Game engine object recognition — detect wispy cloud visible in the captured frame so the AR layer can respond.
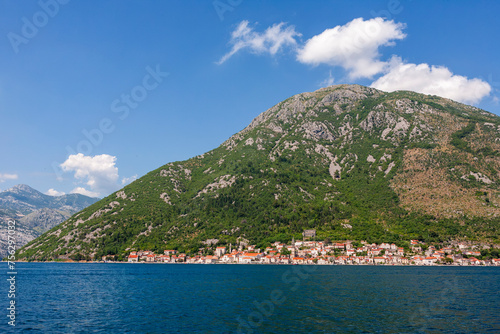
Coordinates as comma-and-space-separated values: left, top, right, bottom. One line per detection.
0, 173, 18, 182
217, 20, 301, 64
121, 174, 138, 185
320, 71, 335, 87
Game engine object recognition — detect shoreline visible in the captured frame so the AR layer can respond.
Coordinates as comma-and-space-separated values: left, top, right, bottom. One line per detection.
5, 260, 499, 267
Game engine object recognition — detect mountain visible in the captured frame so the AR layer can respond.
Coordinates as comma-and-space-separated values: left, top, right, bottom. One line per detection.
0, 185, 99, 258
0, 184, 98, 214
18, 85, 500, 261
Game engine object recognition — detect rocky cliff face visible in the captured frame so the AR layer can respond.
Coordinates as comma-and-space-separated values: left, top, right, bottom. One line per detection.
0, 185, 99, 258
18, 85, 500, 260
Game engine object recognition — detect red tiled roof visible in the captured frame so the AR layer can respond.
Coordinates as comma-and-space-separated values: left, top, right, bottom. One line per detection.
243, 253, 260, 257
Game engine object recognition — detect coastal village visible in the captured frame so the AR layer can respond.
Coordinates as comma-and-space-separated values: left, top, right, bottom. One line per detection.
125, 231, 500, 266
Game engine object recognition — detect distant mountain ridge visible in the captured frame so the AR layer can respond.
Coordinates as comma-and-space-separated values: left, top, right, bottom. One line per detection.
0, 184, 98, 214
0, 184, 99, 258
17, 85, 500, 261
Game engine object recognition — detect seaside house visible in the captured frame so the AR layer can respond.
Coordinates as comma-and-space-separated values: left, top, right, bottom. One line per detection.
442, 247, 453, 254
215, 247, 226, 257
368, 248, 382, 256
156, 254, 167, 262
292, 257, 306, 264
465, 251, 481, 257
239, 252, 260, 264
204, 256, 218, 264
346, 249, 356, 256
164, 250, 177, 255
221, 253, 235, 263
303, 241, 316, 247
411, 244, 422, 252
423, 257, 437, 265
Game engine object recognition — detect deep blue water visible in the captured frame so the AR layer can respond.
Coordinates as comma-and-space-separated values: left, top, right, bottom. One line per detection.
1, 263, 499, 333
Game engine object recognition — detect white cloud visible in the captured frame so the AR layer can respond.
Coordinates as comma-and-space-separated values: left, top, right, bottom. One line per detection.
70, 187, 100, 198
217, 17, 491, 105
217, 20, 300, 64
371, 57, 492, 104
45, 188, 66, 197
297, 17, 406, 79
121, 174, 138, 185
60, 153, 119, 197
320, 70, 335, 87
0, 173, 18, 182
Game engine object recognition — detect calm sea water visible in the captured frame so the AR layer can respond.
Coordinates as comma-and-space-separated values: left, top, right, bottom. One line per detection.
1, 263, 499, 333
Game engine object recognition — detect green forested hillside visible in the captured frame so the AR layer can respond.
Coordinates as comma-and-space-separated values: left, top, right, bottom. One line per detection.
18, 85, 500, 260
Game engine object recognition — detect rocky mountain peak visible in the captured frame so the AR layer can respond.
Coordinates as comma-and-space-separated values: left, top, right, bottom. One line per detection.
6, 184, 40, 195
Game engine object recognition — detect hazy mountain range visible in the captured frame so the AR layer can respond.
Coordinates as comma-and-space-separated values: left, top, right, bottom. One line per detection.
0, 184, 99, 258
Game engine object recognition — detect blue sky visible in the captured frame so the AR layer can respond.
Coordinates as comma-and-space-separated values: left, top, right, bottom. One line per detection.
0, 0, 499, 198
